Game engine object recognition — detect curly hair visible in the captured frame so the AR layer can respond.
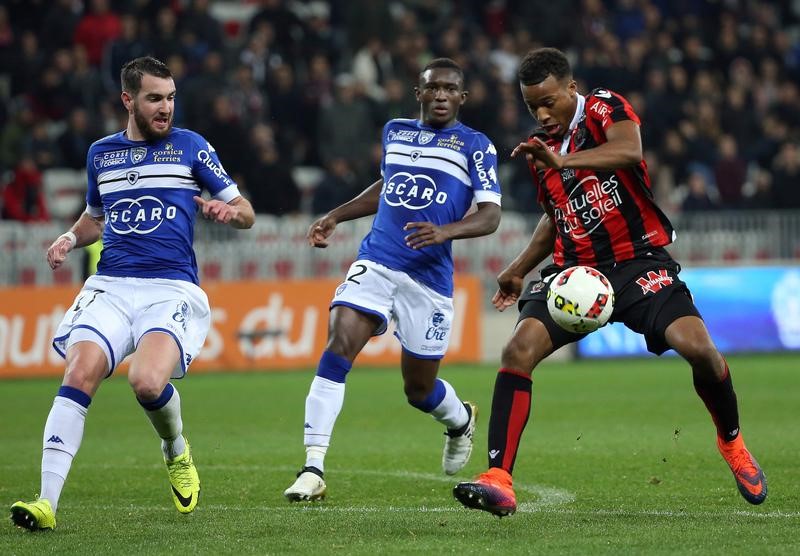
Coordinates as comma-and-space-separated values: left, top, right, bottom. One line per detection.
518, 48, 571, 86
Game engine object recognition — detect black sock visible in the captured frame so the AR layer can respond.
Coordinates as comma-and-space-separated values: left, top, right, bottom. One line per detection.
487, 368, 532, 474
693, 362, 740, 442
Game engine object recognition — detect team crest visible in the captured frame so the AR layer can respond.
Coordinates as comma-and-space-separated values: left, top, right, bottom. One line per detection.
172, 301, 190, 332
130, 147, 147, 164
573, 128, 587, 149
410, 150, 422, 162
418, 131, 435, 145
126, 171, 140, 185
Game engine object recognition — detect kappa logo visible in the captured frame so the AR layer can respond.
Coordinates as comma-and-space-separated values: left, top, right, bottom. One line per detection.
47, 435, 64, 444
126, 171, 140, 185
635, 269, 674, 295
130, 147, 147, 164
418, 130, 435, 145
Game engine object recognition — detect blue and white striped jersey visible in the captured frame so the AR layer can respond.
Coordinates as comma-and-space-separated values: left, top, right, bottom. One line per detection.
358, 118, 501, 297
85, 128, 241, 285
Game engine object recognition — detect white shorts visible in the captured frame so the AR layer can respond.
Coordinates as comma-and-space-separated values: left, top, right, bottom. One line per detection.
53, 275, 210, 378
331, 259, 454, 359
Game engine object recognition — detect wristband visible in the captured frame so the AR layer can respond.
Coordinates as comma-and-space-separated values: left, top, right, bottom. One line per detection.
61, 231, 77, 249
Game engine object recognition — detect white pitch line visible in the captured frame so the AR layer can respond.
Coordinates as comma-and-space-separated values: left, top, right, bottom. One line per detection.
6, 463, 796, 518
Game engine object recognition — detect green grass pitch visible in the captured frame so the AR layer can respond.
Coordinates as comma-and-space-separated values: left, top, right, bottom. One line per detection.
2, 354, 799, 554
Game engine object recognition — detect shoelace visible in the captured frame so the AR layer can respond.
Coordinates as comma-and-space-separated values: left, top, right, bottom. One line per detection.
728, 448, 758, 476
170, 457, 194, 488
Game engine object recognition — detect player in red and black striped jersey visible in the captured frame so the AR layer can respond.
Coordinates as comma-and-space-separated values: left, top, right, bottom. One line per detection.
453, 48, 766, 517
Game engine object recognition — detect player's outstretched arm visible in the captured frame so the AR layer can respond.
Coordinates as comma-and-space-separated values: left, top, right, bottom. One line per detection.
492, 211, 555, 311
404, 202, 500, 250
307, 179, 383, 248
193, 195, 255, 229
46, 211, 104, 270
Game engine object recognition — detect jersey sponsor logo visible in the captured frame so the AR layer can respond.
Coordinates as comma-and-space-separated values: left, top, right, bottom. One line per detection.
93, 149, 128, 170
153, 142, 184, 163
418, 130, 435, 145
472, 149, 497, 190
107, 195, 178, 235
590, 102, 611, 118
388, 129, 419, 142
635, 269, 674, 295
553, 175, 623, 239
425, 310, 449, 341
382, 172, 448, 209
130, 147, 147, 164
197, 150, 233, 187
437, 134, 465, 151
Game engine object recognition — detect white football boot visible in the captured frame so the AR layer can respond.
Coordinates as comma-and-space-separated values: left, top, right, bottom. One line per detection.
442, 402, 477, 475
284, 466, 327, 502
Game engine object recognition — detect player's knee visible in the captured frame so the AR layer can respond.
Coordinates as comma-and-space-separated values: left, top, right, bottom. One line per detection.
677, 336, 718, 370
501, 336, 539, 374
63, 357, 105, 393
128, 374, 166, 402
403, 379, 431, 403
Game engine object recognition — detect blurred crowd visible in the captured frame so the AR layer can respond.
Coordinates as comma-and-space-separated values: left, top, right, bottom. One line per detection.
1, 0, 799, 223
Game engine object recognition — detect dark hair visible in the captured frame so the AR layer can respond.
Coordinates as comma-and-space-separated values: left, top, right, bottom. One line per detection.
121, 56, 172, 94
420, 57, 464, 83
518, 48, 571, 86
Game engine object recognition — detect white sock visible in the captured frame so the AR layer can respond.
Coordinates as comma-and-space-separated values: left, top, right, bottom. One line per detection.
303, 376, 345, 472
429, 379, 468, 430
41, 396, 88, 512
141, 384, 186, 460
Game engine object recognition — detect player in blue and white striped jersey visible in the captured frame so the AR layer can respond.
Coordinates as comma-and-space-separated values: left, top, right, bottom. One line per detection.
284, 58, 502, 502
10, 57, 255, 531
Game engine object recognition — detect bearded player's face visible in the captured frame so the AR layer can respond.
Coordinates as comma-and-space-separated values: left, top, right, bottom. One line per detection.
131, 74, 175, 141
520, 74, 578, 140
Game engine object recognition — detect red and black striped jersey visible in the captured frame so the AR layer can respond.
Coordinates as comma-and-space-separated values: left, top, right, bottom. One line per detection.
528, 87, 675, 268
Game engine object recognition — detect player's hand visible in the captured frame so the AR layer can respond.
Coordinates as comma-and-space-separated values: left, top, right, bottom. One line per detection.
194, 196, 237, 224
307, 214, 337, 248
403, 221, 449, 250
492, 267, 524, 312
511, 137, 564, 170
46, 234, 75, 270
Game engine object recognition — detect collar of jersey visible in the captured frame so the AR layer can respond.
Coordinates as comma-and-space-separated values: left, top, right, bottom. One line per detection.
416, 119, 463, 132
559, 94, 586, 156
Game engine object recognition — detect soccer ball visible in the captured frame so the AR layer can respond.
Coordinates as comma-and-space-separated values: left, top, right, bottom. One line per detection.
546, 266, 615, 334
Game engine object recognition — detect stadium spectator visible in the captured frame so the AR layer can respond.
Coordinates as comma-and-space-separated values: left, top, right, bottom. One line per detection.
9, 56, 255, 531
771, 142, 800, 209
283, 58, 501, 503
454, 47, 767, 517
317, 73, 373, 174
713, 135, 747, 208
72, 0, 121, 67
1, 157, 49, 222
0, 0, 798, 218
57, 108, 97, 170
682, 169, 718, 213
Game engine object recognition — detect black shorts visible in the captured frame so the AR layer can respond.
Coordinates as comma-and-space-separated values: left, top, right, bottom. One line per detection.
517, 248, 702, 355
